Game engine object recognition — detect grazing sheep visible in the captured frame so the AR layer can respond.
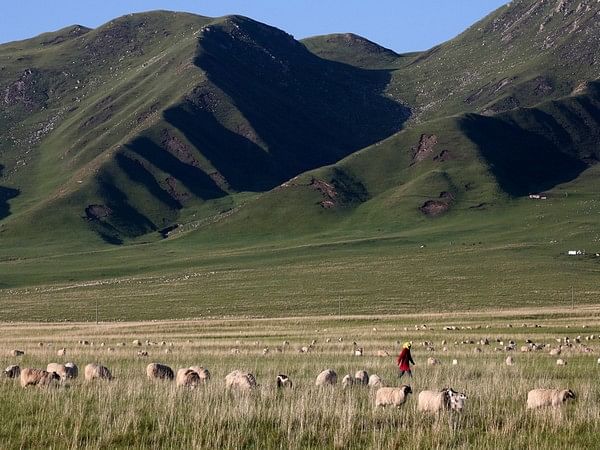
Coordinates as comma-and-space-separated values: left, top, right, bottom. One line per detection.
527, 389, 576, 409
375, 385, 413, 407
20, 368, 60, 388
315, 369, 337, 386
137, 351, 149, 357
189, 366, 211, 383
556, 359, 567, 366
506, 356, 515, 366
46, 363, 74, 381
176, 368, 200, 388
418, 388, 467, 413
57, 348, 67, 357
342, 374, 354, 389
550, 348, 561, 356
427, 357, 440, 366
452, 359, 458, 366
354, 348, 364, 356
10, 350, 24, 357
377, 350, 390, 357
354, 370, 369, 385
146, 363, 174, 381
276, 374, 292, 389
225, 370, 257, 390
4, 365, 20, 378
132, 340, 141, 346
64, 362, 78, 379
84, 363, 112, 381
368, 374, 383, 388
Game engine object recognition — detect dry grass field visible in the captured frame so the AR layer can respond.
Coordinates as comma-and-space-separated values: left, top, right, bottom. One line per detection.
1, 307, 600, 449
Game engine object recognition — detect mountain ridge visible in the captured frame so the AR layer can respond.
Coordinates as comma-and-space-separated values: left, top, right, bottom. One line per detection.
0, 0, 599, 252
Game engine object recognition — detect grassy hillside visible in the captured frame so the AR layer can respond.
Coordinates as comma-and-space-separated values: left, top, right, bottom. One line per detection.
1, 0, 600, 320
0, 13, 408, 246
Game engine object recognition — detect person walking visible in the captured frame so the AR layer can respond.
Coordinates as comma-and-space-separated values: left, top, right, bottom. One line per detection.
397, 342, 415, 378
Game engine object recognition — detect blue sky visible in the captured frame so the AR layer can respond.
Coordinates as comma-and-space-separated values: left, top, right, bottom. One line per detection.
0, 1, 508, 52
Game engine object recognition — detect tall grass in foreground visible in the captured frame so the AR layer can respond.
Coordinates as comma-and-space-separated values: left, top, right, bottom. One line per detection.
0, 311, 599, 449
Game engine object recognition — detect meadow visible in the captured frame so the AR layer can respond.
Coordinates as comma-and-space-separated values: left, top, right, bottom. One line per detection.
2, 307, 600, 449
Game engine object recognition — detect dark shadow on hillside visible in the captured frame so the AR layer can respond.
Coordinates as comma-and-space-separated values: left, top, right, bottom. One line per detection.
0, 165, 20, 220
85, 171, 157, 244
164, 17, 409, 192
126, 137, 227, 199
163, 105, 283, 192
460, 113, 588, 197
115, 152, 183, 210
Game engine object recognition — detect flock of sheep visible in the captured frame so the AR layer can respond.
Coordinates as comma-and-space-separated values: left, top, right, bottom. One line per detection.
2, 360, 575, 412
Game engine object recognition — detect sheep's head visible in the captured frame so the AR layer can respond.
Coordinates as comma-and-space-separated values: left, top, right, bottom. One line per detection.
450, 392, 468, 411
441, 388, 456, 408
562, 389, 576, 402
50, 371, 61, 381
277, 374, 292, 388
402, 385, 412, 395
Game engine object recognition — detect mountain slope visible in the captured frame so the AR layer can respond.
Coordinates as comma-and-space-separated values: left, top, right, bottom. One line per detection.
0, 12, 409, 246
0, 0, 599, 254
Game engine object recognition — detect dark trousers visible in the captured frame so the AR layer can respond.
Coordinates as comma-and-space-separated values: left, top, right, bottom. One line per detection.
398, 369, 412, 378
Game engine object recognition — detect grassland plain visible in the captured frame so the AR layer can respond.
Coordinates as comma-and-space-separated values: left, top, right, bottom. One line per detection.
1, 307, 600, 449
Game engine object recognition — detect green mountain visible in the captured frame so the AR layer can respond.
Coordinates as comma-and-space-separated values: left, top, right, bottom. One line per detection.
1, 0, 600, 318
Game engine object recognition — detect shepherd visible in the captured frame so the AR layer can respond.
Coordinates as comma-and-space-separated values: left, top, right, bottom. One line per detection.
397, 342, 415, 378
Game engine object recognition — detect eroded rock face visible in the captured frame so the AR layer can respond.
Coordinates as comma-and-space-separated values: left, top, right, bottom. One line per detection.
85, 204, 112, 220
412, 134, 438, 163
420, 200, 450, 217
420, 191, 456, 217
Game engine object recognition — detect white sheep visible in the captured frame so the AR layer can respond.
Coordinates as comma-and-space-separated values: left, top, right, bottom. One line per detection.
556, 359, 567, 366
146, 363, 174, 381
225, 370, 257, 390
84, 363, 112, 381
315, 369, 337, 386
375, 385, 412, 407
418, 388, 467, 413
176, 368, 200, 388
341, 374, 354, 389
506, 356, 515, 366
527, 389, 576, 409
368, 374, 383, 388
57, 348, 67, 357
20, 368, 60, 388
46, 363, 77, 381
427, 357, 440, 366
354, 370, 369, 385
189, 366, 210, 383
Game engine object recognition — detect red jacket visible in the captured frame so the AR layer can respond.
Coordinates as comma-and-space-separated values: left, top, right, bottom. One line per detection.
397, 348, 414, 371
